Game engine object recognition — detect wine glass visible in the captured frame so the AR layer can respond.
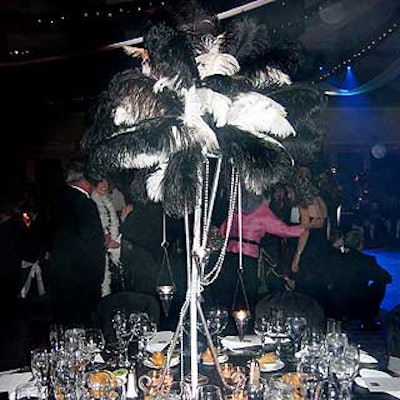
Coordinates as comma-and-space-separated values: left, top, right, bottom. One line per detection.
287, 315, 307, 353
325, 332, 348, 359
254, 315, 268, 351
297, 352, 324, 399
112, 309, 133, 367
135, 319, 157, 364
197, 385, 224, 400
205, 307, 229, 354
30, 348, 50, 400
85, 328, 106, 364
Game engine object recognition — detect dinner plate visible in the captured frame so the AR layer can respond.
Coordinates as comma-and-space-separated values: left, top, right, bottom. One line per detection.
202, 353, 229, 366
359, 353, 378, 364
354, 368, 391, 388
260, 359, 285, 373
143, 355, 180, 369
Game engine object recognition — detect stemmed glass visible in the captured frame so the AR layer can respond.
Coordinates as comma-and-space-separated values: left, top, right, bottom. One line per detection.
85, 328, 106, 365
287, 315, 308, 354
325, 332, 348, 359
266, 310, 289, 358
330, 343, 360, 394
112, 309, 134, 367
297, 352, 326, 400
138, 320, 158, 361
30, 348, 50, 399
205, 307, 229, 354
254, 315, 268, 351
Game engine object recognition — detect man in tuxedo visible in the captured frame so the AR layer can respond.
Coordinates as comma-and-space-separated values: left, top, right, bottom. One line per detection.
50, 159, 106, 327
335, 230, 392, 329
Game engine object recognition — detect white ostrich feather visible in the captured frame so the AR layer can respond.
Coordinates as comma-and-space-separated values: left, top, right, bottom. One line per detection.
196, 33, 225, 55
183, 86, 220, 154
226, 92, 296, 139
196, 52, 240, 80
196, 88, 231, 127
118, 151, 167, 169
252, 67, 292, 88
153, 75, 182, 93
146, 161, 168, 202
114, 103, 136, 126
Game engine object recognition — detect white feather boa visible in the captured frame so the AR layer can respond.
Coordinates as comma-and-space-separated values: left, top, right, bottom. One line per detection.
91, 191, 121, 297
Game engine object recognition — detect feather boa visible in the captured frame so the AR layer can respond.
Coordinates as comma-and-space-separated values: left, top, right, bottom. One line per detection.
91, 191, 121, 297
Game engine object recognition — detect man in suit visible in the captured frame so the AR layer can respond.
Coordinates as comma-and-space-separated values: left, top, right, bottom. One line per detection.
335, 230, 392, 329
50, 159, 106, 327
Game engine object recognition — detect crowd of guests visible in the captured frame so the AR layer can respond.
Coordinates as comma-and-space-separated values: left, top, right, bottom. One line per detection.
0, 158, 394, 369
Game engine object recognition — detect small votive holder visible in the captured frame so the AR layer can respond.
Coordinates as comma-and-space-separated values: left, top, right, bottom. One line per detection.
157, 285, 175, 317
232, 310, 251, 341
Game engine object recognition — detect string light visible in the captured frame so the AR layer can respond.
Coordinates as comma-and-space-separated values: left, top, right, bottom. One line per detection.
315, 19, 400, 83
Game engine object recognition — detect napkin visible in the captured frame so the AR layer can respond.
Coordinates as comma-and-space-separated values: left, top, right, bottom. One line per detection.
94, 353, 105, 363
359, 353, 378, 364
146, 331, 173, 353
0, 371, 33, 396
356, 368, 400, 399
221, 334, 269, 350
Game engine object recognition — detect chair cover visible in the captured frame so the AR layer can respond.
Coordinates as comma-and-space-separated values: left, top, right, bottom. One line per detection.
255, 291, 325, 331
93, 291, 160, 343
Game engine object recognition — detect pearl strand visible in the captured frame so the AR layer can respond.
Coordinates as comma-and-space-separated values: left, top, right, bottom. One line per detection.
202, 167, 238, 285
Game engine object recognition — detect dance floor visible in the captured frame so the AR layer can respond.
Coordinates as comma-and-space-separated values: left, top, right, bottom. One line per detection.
364, 244, 400, 313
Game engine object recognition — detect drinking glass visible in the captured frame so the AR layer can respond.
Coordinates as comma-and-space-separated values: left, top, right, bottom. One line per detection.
112, 309, 133, 367
254, 315, 268, 351
287, 316, 307, 353
300, 329, 325, 357
30, 348, 50, 400
85, 328, 106, 364
325, 332, 348, 359
296, 353, 323, 399
326, 319, 342, 335
197, 385, 224, 400
205, 307, 229, 353
15, 382, 40, 400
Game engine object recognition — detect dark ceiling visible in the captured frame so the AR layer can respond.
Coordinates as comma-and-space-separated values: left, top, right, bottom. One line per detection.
0, 0, 399, 133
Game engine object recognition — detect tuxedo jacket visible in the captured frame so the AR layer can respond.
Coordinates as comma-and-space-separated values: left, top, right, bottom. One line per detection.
50, 184, 106, 315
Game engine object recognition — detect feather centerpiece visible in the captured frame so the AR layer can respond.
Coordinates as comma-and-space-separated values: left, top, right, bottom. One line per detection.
81, 3, 327, 397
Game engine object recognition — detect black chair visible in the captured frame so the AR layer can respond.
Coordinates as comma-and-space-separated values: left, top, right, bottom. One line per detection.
93, 291, 160, 343
386, 304, 400, 373
255, 291, 326, 332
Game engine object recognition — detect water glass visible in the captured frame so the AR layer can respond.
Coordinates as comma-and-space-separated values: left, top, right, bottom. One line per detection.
15, 383, 40, 400
197, 385, 224, 400
325, 332, 348, 359
31, 348, 50, 399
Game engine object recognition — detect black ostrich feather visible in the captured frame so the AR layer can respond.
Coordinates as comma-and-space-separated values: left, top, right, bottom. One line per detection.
268, 84, 327, 121
202, 74, 254, 97
81, 91, 115, 152
217, 125, 294, 194
261, 37, 304, 77
144, 22, 200, 88
225, 17, 273, 64
108, 69, 183, 127
165, 0, 220, 50
224, 17, 303, 78
281, 119, 324, 165
86, 117, 192, 179
162, 147, 205, 217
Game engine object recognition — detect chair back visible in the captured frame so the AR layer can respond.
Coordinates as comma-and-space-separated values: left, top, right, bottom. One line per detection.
255, 291, 325, 331
94, 291, 160, 343
387, 304, 400, 373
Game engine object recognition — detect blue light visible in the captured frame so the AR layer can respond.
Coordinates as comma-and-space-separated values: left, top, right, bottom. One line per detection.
347, 65, 352, 70
319, 66, 324, 71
